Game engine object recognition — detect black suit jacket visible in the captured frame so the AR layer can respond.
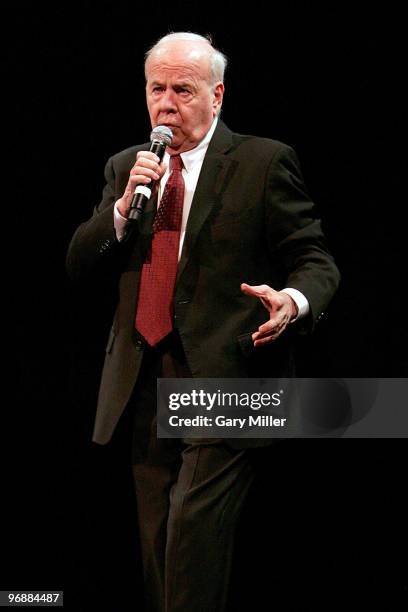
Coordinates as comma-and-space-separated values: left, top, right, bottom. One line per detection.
67, 121, 340, 445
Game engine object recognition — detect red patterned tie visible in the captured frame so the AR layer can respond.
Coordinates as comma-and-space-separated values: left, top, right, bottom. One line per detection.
135, 154, 185, 346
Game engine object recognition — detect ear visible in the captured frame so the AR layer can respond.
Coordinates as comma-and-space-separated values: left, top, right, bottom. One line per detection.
212, 82, 225, 115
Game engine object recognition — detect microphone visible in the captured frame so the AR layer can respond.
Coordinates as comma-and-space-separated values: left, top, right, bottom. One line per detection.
127, 125, 173, 224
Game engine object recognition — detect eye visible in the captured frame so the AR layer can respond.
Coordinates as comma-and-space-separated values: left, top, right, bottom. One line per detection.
177, 87, 192, 98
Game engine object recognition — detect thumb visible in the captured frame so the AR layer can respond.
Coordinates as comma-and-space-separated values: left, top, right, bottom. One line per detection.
240, 283, 268, 297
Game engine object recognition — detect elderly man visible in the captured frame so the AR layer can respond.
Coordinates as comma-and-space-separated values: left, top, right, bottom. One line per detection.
67, 32, 340, 612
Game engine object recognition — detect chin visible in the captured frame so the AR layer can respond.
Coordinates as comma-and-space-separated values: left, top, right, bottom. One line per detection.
169, 137, 184, 150
168, 145, 182, 155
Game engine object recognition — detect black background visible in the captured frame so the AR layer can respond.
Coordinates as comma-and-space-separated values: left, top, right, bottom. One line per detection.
5, 1, 407, 610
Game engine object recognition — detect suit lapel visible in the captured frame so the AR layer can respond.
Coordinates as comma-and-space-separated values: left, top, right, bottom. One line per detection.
176, 121, 236, 282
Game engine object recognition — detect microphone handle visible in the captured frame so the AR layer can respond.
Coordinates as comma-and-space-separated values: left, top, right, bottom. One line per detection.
127, 140, 167, 223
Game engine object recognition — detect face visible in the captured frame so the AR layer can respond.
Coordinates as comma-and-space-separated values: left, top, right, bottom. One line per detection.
145, 41, 224, 154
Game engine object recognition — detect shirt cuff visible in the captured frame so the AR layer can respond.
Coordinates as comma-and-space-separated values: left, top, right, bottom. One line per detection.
113, 200, 127, 242
280, 288, 310, 322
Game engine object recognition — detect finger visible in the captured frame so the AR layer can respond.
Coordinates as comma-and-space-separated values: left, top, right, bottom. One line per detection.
253, 325, 281, 342
133, 159, 168, 180
252, 316, 290, 341
131, 166, 160, 181
133, 160, 160, 173
253, 325, 278, 340
136, 151, 161, 164
254, 333, 280, 347
132, 159, 160, 175
133, 154, 162, 176
252, 325, 280, 342
129, 171, 159, 185
257, 314, 289, 336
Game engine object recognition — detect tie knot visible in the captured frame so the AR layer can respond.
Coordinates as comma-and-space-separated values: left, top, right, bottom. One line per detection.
170, 154, 183, 172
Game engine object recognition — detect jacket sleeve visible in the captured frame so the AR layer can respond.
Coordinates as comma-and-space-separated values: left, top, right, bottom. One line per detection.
66, 156, 126, 282
264, 145, 340, 330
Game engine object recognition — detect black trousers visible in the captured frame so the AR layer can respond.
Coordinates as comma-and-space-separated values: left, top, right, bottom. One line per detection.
129, 332, 255, 612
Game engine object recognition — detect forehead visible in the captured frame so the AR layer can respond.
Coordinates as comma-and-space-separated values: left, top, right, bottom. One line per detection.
145, 42, 212, 82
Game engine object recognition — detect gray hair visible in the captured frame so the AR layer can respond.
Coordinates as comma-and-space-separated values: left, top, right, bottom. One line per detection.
145, 32, 227, 85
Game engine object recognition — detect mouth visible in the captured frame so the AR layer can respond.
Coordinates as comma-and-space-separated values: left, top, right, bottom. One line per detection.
159, 122, 179, 129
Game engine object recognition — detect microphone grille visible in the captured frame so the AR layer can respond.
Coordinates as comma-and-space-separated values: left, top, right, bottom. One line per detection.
150, 125, 173, 146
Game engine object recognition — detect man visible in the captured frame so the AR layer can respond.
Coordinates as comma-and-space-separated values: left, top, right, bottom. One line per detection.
67, 32, 340, 612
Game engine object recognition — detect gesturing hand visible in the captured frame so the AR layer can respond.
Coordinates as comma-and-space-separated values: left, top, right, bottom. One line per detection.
240, 283, 298, 346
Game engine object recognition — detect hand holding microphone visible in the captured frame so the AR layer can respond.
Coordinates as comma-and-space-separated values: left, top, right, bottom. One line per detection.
117, 126, 173, 222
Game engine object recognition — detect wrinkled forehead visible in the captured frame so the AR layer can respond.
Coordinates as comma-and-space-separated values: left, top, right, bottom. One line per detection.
145, 41, 212, 82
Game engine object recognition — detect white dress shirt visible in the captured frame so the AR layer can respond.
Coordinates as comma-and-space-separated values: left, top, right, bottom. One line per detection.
113, 118, 309, 321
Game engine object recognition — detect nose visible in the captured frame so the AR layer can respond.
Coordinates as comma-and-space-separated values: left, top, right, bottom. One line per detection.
158, 89, 177, 113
